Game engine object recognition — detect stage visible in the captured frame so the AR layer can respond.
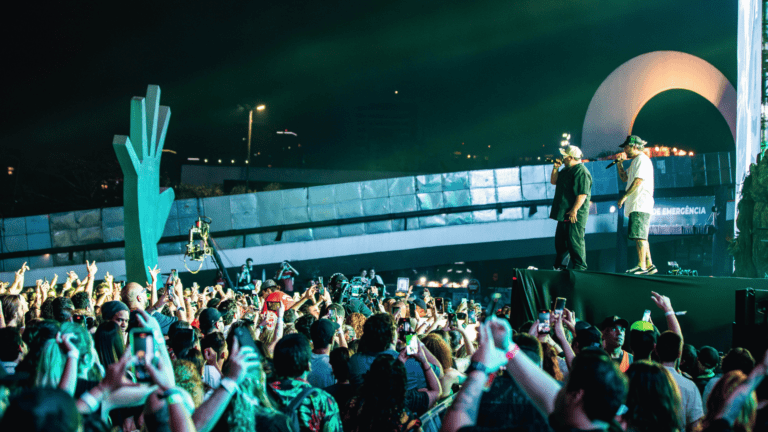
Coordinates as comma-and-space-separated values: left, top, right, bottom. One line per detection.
511, 269, 768, 352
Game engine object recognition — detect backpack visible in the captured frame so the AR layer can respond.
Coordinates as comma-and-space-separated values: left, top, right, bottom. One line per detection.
283, 387, 320, 432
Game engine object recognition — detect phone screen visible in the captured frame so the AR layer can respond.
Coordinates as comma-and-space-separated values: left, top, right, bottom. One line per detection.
392, 306, 401, 317
456, 312, 467, 320
408, 302, 418, 318
405, 334, 418, 356
642, 309, 651, 322
328, 309, 337, 321
267, 301, 280, 311
434, 298, 444, 314
130, 328, 155, 383
552, 297, 566, 319
467, 310, 477, 324
537, 311, 551, 334
397, 278, 409, 295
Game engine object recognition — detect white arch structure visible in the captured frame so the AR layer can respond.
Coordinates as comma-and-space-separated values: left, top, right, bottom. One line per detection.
581, 51, 736, 157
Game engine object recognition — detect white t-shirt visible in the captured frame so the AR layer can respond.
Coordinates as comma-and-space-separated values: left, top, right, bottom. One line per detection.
625, 152, 655, 215
665, 366, 704, 427
203, 364, 221, 390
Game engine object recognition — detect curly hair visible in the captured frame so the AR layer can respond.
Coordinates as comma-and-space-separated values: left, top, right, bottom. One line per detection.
347, 313, 366, 341
541, 344, 563, 381
623, 360, 682, 432
359, 313, 395, 354
173, 360, 204, 407
346, 355, 408, 432
702, 370, 756, 432
422, 334, 453, 371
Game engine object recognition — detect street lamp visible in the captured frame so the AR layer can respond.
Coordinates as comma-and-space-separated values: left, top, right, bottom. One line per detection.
246, 105, 266, 191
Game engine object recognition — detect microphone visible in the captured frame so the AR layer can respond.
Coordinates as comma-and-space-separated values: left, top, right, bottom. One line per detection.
605, 160, 619, 169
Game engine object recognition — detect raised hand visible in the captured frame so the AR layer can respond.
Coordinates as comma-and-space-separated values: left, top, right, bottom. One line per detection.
86, 260, 98, 277
651, 291, 673, 313
113, 85, 175, 285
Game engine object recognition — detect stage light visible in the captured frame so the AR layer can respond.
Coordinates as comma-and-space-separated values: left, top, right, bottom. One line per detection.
245, 160, 249, 164
441, 278, 449, 285
688, 151, 694, 156
610, 206, 616, 213
654, 146, 660, 151
204, 159, 208, 163
462, 279, 469, 287
218, 159, 222, 163
467, 154, 471, 159
672, 147, 677, 152
231, 159, 235, 163
419, 277, 426, 284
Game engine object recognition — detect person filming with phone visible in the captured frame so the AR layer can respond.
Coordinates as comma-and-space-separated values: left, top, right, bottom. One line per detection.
550, 144, 592, 271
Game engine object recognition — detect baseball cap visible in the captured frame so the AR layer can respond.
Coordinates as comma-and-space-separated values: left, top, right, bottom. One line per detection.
698, 346, 720, 370
101, 301, 129, 321
629, 321, 655, 332
619, 135, 647, 149
262, 291, 295, 312
598, 316, 629, 331
575, 326, 603, 349
199, 308, 223, 334
310, 319, 340, 347
559, 145, 583, 159
263, 279, 278, 289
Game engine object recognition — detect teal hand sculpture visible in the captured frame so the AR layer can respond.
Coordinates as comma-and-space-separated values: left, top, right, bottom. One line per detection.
113, 85, 175, 284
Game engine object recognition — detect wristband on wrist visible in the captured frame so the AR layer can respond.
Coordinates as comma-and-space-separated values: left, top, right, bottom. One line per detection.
67, 351, 80, 360
220, 377, 239, 394
506, 344, 520, 361
80, 391, 100, 412
161, 388, 183, 399
665, 311, 674, 316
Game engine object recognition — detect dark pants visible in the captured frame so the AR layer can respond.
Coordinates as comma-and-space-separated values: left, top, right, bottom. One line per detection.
554, 221, 587, 270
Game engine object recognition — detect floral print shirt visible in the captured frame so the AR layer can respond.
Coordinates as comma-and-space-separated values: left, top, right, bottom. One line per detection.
269, 378, 343, 432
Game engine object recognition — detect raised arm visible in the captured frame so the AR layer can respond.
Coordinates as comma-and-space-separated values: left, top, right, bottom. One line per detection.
651, 291, 682, 340
85, 260, 98, 298
550, 160, 562, 185
491, 318, 561, 416
148, 265, 161, 306
440, 323, 508, 432
192, 340, 259, 432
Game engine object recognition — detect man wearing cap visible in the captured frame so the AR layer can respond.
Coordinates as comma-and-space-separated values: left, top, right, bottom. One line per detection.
101, 300, 130, 335
599, 316, 633, 372
616, 135, 657, 275
307, 319, 345, 388
550, 144, 592, 271
694, 346, 720, 395
198, 308, 224, 336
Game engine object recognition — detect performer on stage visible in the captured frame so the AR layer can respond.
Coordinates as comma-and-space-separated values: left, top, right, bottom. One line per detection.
550, 144, 592, 271
616, 135, 657, 275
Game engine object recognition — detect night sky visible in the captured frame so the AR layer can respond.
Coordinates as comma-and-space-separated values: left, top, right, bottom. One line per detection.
2, 1, 737, 174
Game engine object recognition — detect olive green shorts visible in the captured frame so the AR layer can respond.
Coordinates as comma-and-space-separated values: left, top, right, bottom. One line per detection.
628, 211, 650, 240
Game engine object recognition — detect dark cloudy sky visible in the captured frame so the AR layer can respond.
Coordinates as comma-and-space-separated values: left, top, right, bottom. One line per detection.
1, 1, 737, 172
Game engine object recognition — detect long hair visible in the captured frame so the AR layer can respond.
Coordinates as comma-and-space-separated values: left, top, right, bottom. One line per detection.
623, 360, 682, 432
348, 355, 407, 432
94, 322, 124, 368
36, 322, 99, 390
702, 370, 756, 432
346, 313, 366, 342
541, 344, 563, 381
422, 334, 453, 370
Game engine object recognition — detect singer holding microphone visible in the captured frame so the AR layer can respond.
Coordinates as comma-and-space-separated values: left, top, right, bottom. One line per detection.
615, 135, 657, 275
550, 144, 592, 270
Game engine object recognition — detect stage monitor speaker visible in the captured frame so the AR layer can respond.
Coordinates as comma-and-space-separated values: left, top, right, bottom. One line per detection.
735, 288, 755, 325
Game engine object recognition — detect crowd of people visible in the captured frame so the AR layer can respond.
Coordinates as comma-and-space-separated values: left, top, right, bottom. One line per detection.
0, 260, 766, 432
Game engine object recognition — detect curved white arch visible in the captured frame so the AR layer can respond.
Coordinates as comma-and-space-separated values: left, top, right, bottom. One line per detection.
581, 51, 736, 157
